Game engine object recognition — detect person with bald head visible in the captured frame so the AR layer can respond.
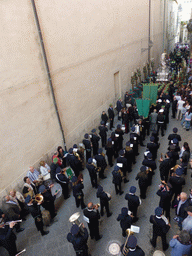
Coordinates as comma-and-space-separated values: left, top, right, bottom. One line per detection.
174, 192, 189, 230
2, 196, 24, 233
83, 202, 102, 241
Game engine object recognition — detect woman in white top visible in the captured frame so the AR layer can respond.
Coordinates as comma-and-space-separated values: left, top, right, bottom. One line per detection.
39, 161, 51, 178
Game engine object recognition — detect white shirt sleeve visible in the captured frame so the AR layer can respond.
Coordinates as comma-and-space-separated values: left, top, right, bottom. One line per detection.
40, 166, 49, 176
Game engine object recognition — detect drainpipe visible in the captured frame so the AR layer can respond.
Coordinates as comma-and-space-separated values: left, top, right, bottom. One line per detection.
163, 0, 166, 51
148, 0, 151, 64
31, 0, 67, 151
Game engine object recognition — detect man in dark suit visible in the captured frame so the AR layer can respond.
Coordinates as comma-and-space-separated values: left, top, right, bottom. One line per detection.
83, 202, 102, 241
125, 186, 140, 222
82, 134, 92, 162
108, 104, 115, 130
142, 152, 156, 185
112, 165, 124, 195
159, 152, 172, 182
38, 185, 57, 221
0, 220, 18, 256
66, 148, 81, 177
150, 207, 170, 251
94, 148, 107, 179
156, 182, 172, 221
86, 158, 98, 188
121, 235, 145, 256
157, 109, 165, 136
25, 195, 49, 236
90, 129, 100, 156
169, 167, 185, 204
96, 185, 112, 217
117, 149, 129, 183
168, 127, 181, 145
98, 121, 108, 148
173, 192, 189, 230
135, 166, 149, 199
130, 126, 139, 156
116, 98, 123, 120
147, 136, 159, 160
67, 224, 89, 256
117, 207, 132, 237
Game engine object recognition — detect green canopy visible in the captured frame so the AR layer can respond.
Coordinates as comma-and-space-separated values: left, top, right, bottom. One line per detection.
143, 83, 158, 104
136, 99, 151, 118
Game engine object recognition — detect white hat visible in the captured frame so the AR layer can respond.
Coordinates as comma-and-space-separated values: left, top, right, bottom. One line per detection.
157, 99, 162, 102
166, 99, 170, 103
153, 250, 165, 256
159, 109, 164, 113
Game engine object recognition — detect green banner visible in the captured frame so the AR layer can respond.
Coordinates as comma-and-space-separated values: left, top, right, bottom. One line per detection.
136, 99, 151, 118
143, 83, 158, 104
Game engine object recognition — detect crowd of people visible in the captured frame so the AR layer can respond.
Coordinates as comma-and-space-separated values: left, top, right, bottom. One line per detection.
0, 45, 192, 256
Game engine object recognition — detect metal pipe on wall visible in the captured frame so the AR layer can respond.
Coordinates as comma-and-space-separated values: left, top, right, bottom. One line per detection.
148, 0, 151, 64
31, 0, 67, 151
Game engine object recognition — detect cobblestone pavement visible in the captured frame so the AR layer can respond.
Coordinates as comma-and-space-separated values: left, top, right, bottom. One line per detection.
1, 112, 192, 256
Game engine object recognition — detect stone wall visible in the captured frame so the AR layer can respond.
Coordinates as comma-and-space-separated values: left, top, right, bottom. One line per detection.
0, 0, 165, 198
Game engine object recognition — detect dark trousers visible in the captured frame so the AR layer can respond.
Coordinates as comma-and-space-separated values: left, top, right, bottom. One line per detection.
151, 231, 168, 251
110, 118, 114, 129
90, 174, 97, 188
44, 202, 56, 219
75, 195, 86, 209
88, 223, 100, 240
163, 207, 170, 220
99, 167, 105, 178
93, 146, 98, 156
60, 183, 69, 199
34, 216, 44, 234
160, 172, 169, 183
114, 183, 122, 194
100, 202, 110, 216
85, 150, 91, 162
157, 124, 164, 136
107, 155, 113, 166
139, 185, 147, 199
101, 136, 106, 148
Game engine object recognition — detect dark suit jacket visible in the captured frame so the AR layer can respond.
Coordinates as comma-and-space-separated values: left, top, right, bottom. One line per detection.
125, 193, 140, 213
108, 107, 114, 119
175, 199, 189, 219
150, 215, 170, 235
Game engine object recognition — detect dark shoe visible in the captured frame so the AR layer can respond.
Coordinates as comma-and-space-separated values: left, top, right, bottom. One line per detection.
107, 212, 113, 218
42, 230, 49, 236
124, 179, 129, 183
119, 191, 124, 195
95, 235, 103, 241
140, 144, 146, 147
101, 176, 107, 179
64, 195, 70, 199
150, 240, 156, 248
16, 228, 25, 233
163, 244, 169, 251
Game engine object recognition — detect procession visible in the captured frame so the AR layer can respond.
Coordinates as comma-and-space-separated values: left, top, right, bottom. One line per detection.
1, 43, 192, 256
